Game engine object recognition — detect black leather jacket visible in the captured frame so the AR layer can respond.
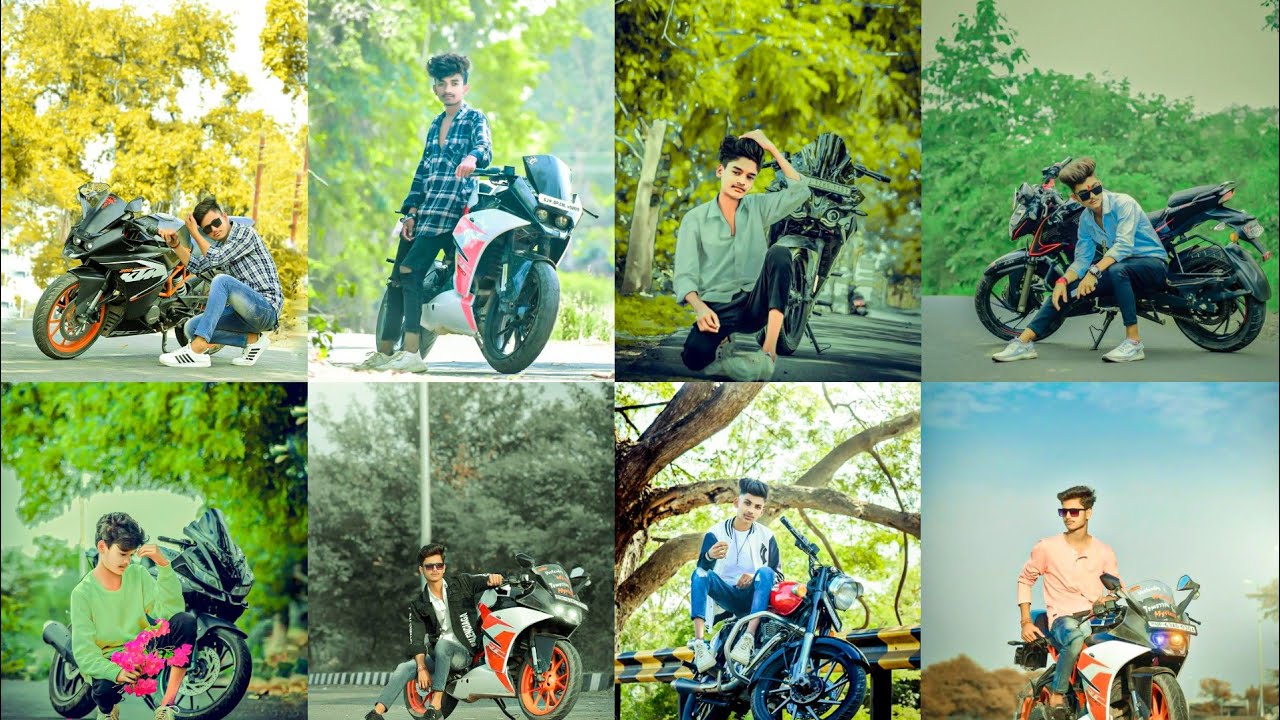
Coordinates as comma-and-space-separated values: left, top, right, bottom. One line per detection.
406, 573, 493, 660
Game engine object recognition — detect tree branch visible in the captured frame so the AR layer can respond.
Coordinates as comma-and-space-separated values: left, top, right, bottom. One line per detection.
793, 411, 920, 488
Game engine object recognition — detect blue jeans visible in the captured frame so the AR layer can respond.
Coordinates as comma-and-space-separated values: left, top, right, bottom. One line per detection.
375, 638, 467, 706
1027, 256, 1168, 338
185, 274, 277, 348
1047, 616, 1089, 695
690, 566, 776, 622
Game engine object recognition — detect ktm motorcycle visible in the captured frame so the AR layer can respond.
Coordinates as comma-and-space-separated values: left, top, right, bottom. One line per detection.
43, 509, 254, 720
676, 517, 870, 720
1010, 573, 1199, 720
757, 133, 890, 355
377, 155, 596, 374
402, 553, 592, 720
977, 157, 1271, 352
32, 182, 223, 359
848, 290, 869, 317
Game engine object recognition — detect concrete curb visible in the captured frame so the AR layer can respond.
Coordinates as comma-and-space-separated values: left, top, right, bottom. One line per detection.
309, 671, 612, 692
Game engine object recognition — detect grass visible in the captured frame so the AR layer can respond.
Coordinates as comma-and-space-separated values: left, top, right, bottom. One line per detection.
551, 272, 613, 342
615, 292, 694, 339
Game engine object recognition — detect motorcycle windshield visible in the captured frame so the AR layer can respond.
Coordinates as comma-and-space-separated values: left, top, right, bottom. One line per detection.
183, 509, 254, 587
523, 155, 572, 201
76, 182, 125, 236
1129, 579, 1180, 623
533, 563, 577, 600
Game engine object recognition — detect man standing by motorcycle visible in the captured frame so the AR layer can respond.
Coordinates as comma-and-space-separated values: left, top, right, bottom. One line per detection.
689, 478, 782, 670
364, 543, 504, 720
993, 157, 1168, 364
358, 51, 494, 374
674, 131, 811, 381
1016, 486, 1121, 720
156, 196, 284, 368
71, 512, 197, 720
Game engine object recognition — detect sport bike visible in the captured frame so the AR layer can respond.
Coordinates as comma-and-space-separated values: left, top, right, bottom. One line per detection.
676, 517, 870, 720
44, 509, 254, 720
759, 133, 890, 355
847, 290, 869, 317
377, 155, 595, 373
1009, 573, 1200, 720
977, 157, 1271, 352
402, 553, 592, 720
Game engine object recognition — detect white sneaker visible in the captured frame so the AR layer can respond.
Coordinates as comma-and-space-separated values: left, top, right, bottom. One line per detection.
1102, 339, 1145, 363
98, 706, 120, 720
382, 350, 428, 373
691, 639, 716, 673
728, 633, 755, 666
231, 334, 271, 366
703, 341, 775, 381
992, 339, 1038, 362
159, 346, 211, 368
355, 351, 393, 370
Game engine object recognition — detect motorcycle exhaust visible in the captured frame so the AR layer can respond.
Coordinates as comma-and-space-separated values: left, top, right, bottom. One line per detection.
42, 621, 76, 663
672, 674, 745, 696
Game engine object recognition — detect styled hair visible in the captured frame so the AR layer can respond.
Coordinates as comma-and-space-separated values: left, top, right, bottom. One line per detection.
419, 543, 447, 565
193, 196, 223, 225
95, 512, 147, 552
718, 135, 764, 169
739, 477, 769, 500
1059, 157, 1097, 190
1057, 485, 1097, 509
428, 53, 471, 83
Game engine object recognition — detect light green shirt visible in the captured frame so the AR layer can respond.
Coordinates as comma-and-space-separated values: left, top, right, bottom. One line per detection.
70, 563, 185, 681
673, 176, 811, 304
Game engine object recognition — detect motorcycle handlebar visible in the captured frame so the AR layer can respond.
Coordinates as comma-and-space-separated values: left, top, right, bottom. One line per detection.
854, 164, 890, 183
157, 535, 194, 548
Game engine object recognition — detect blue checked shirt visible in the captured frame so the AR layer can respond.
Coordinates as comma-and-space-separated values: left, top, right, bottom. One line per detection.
400, 103, 493, 236
185, 220, 285, 314
1068, 190, 1167, 279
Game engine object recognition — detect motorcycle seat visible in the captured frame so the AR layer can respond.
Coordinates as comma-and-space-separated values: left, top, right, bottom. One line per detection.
1166, 184, 1224, 208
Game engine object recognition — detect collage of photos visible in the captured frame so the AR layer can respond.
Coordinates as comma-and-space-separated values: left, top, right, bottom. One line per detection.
1, 0, 1276, 719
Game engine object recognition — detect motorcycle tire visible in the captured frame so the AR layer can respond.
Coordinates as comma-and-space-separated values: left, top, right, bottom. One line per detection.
33, 273, 107, 359
166, 626, 252, 720
1114, 673, 1188, 720
757, 248, 810, 356
375, 285, 438, 360
516, 638, 582, 720
749, 642, 867, 720
477, 261, 560, 374
1171, 248, 1266, 352
974, 265, 1063, 341
404, 685, 459, 718
48, 650, 96, 718
678, 692, 731, 720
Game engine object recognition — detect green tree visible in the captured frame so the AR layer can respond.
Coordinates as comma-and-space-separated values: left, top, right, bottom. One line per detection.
1248, 578, 1279, 621
261, 0, 307, 98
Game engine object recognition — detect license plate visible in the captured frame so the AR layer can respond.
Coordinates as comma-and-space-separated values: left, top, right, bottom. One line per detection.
1148, 621, 1197, 635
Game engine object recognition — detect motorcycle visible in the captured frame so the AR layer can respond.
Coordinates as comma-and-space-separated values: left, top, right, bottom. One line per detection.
848, 290, 870, 317
377, 155, 596, 374
676, 517, 870, 720
402, 552, 592, 720
1010, 573, 1199, 720
32, 182, 222, 359
43, 509, 255, 720
976, 157, 1272, 352
756, 133, 890, 355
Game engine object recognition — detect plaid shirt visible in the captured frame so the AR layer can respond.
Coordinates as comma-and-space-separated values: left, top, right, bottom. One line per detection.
400, 103, 493, 236
185, 221, 284, 314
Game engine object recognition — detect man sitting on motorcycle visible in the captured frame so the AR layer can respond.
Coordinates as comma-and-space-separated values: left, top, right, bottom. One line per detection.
1016, 486, 1121, 720
674, 131, 811, 381
994, 156, 1168, 364
71, 512, 197, 720
157, 196, 284, 369
358, 51, 493, 374
689, 478, 783, 670
364, 543, 504, 720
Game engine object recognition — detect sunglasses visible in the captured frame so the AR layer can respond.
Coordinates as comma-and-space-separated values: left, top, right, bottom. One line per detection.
200, 217, 224, 235
1057, 508, 1085, 518
1075, 182, 1104, 202
421, 562, 446, 571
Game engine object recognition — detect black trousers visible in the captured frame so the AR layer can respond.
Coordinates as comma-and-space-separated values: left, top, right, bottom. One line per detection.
380, 232, 454, 342
681, 244, 792, 371
90, 611, 197, 713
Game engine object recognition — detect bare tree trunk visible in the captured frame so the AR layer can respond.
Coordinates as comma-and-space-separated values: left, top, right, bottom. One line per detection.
620, 119, 668, 294
252, 133, 266, 223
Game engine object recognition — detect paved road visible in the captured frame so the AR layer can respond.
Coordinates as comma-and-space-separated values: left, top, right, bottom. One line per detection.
0, 679, 305, 719
616, 308, 921, 381
310, 332, 614, 382
1, 317, 307, 382
922, 295, 1280, 381
307, 686, 615, 719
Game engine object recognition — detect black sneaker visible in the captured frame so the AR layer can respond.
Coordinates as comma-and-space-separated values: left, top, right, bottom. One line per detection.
364, 711, 385, 720
424, 708, 443, 720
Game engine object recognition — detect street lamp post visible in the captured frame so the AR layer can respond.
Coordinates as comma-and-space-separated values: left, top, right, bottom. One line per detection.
1245, 578, 1267, 718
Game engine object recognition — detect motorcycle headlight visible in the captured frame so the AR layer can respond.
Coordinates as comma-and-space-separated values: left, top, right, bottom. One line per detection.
535, 208, 550, 223
1009, 206, 1027, 235
551, 599, 586, 625
554, 214, 571, 230
827, 574, 862, 611
1150, 630, 1190, 657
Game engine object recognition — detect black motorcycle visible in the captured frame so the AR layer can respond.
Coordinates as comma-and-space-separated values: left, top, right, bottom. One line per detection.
676, 517, 870, 720
44, 509, 255, 720
33, 182, 220, 359
847, 290, 869, 317
757, 133, 890, 355
976, 157, 1272, 352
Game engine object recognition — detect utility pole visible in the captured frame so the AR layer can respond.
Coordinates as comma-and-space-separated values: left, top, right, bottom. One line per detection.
420, 384, 431, 550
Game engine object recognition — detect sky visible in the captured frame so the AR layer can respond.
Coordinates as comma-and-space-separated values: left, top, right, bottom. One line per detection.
923, 0, 1280, 114
921, 382, 1280, 699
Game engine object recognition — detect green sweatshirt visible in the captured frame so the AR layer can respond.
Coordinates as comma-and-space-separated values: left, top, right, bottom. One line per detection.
69, 563, 185, 681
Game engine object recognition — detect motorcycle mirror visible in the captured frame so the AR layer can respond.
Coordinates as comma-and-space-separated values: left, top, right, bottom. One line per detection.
1100, 573, 1122, 592
569, 566, 586, 579
126, 198, 150, 214
1176, 574, 1199, 592
1212, 222, 1227, 231
515, 553, 535, 569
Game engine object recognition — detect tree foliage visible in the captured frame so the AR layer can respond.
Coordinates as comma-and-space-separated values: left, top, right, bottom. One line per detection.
919, 655, 1033, 719
1, 536, 83, 679
1248, 577, 1279, 621
261, 0, 307, 98
922, 0, 1279, 310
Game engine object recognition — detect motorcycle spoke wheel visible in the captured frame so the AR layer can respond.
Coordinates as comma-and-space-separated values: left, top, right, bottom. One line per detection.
46, 282, 105, 353
983, 273, 1040, 331
519, 646, 570, 715
170, 635, 236, 711
752, 644, 866, 720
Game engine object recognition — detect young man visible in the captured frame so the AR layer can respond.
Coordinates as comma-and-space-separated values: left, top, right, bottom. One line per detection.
157, 196, 284, 368
364, 544, 504, 720
359, 52, 494, 374
71, 512, 196, 720
1016, 486, 1120, 720
689, 478, 782, 670
674, 131, 811, 381
994, 157, 1168, 364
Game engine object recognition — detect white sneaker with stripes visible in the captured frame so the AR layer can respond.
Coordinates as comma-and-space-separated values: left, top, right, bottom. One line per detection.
159, 346, 211, 367
231, 334, 271, 366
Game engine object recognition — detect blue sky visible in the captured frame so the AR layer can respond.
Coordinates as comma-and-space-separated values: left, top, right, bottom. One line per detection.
922, 383, 1279, 699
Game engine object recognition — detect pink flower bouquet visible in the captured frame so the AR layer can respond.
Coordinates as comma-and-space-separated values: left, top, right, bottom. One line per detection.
109, 618, 194, 697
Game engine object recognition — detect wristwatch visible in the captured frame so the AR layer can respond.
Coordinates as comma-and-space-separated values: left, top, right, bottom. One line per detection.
1088, 264, 1101, 277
